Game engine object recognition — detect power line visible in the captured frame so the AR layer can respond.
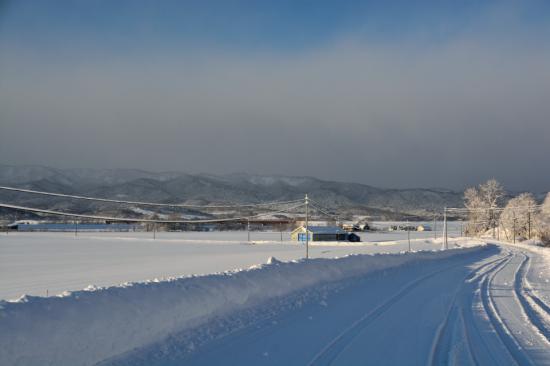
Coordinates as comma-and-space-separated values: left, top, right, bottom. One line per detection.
446, 205, 542, 213
308, 201, 340, 220
308, 199, 341, 218
0, 202, 305, 224
0, 186, 302, 209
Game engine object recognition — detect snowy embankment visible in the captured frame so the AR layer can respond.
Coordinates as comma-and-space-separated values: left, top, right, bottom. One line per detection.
0, 245, 485, 366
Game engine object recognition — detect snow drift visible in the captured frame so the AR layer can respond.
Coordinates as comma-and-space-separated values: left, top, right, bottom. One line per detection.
0, 246, 486, 366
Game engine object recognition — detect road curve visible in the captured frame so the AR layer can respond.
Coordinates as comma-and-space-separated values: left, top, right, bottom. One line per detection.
104, 243, 550, 366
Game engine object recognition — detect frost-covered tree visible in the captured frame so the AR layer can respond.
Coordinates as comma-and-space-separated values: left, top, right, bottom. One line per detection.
542, 192, 550, 217
499, 193, 538, 242
479, 179, 506, 209
463, 179, 505, 236
539, 193, 550, 246
463, 187, 485, 235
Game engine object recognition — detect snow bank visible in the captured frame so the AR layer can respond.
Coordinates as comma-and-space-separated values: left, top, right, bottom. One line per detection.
0, 245, 486, 366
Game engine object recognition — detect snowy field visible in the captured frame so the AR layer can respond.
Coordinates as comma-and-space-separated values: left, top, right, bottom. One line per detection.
1, 229, 462, 300
2, 229, 549, 366
1, 240, 549, 365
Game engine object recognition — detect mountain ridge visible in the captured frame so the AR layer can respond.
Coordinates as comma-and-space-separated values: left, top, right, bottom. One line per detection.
0, 164, 465, 219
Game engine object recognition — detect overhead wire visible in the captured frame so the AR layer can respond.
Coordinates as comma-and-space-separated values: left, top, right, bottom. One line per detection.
0, 186, 302, 209
0, 202, 305, 224
446, 204, 542, 213
308, 201, 340, 220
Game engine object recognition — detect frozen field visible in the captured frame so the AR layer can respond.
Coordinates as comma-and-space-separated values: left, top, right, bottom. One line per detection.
1, 229, 463, 300
2, 239, 549, 366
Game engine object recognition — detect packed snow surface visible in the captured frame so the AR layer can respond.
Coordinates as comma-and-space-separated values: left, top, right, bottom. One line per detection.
113, 243, 549, 366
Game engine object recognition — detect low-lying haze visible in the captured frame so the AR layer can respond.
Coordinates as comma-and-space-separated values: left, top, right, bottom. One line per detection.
1, 1, 549, 191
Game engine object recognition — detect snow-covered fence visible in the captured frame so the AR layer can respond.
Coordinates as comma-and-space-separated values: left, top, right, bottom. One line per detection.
0, 245, 486, 366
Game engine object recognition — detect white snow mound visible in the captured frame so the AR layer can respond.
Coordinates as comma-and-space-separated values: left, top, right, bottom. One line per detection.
0, 246, 485, 366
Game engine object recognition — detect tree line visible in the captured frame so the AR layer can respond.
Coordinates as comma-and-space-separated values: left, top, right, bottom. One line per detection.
463, 179, 550, 245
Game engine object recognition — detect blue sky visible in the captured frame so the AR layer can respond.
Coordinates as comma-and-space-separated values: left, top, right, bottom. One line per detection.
4, 1, 547, 55
1, 1, 550, 191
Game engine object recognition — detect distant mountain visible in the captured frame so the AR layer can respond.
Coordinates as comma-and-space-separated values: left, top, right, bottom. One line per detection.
0, 165, 465, 220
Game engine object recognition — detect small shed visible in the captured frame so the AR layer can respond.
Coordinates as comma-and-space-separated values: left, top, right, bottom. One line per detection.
291, 226, 350, 242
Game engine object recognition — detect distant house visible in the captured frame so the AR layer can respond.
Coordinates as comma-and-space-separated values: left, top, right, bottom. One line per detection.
342, 223, 370, 232
291, 226, 358, 242
341, 223, 355, 232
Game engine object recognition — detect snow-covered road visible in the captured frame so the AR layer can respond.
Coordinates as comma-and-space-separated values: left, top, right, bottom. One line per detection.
105, 243, 550, 366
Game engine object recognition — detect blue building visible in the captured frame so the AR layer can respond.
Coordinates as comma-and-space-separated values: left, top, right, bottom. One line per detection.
291, 226, 359, 242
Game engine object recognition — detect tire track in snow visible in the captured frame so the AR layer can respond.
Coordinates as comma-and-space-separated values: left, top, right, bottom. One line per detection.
523, 256, 550, 316
427, 254, 512, 366
465, 251, 513, 284
459, 308, 480, 366
307, 253, 504, 366
480, 253, 534, 366
513, 252, 550, 345
461, 259, 517, 366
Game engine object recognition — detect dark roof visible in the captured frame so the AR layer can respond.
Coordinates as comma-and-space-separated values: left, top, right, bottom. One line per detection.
306, 226, 347, 234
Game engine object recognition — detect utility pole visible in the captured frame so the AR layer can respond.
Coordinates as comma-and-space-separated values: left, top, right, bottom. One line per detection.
491, 209, 496, 239
153, 222, 156, 240
407, 219, 411, 252
513, 216, 517, 244
247, 219, 250, 242
12, 211, 17, 235
433, 215, 437, 240
280, 222, 283, 242
443, 207, 448, 250
305, 194, 309, 259
528, 211, 531, 240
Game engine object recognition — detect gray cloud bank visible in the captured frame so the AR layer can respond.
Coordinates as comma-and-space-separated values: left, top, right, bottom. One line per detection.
1, 33, 549, 192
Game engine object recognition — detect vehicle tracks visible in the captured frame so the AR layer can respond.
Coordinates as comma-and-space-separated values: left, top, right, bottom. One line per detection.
308, 252, 509, 366
428, 253, 512, 366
